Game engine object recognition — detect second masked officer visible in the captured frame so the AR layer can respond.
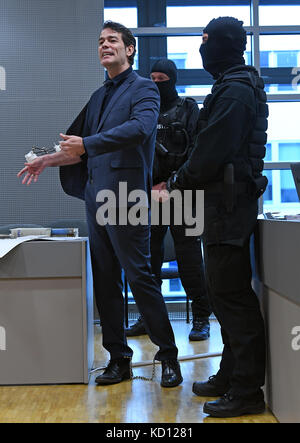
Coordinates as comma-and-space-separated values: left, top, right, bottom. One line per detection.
126, 59, 212, 341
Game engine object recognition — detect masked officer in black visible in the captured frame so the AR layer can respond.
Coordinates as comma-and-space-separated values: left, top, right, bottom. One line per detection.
126, 59, 212, 341
167, 17, 268, 418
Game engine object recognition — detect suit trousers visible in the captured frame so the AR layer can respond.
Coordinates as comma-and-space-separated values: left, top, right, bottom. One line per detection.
85, 180, 178, 361
204, 239, 266, 398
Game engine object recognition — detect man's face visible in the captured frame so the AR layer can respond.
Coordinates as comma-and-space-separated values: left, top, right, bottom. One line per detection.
150, 72, 170, 82
98, 28, 134, 70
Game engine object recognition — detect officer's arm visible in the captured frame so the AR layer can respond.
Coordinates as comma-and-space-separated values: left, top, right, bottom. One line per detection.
186, 100, 200, 153
169, 96, 255, 190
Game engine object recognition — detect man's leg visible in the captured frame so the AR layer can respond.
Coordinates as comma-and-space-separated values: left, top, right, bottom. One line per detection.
170, 225, 211, 340
85, 184, 133, 361
150, 224, 169, 285
205, 241, 265, 396
106, 221, 178, 362
125, 223, 168, 337
201, 240, 266, 416
106, 220, 182, 387
192, 304, 232, 396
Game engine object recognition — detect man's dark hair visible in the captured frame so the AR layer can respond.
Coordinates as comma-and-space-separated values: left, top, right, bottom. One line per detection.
101, 20, 136, 65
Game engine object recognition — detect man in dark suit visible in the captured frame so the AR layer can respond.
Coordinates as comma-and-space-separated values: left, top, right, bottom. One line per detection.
18, 21, 182, 388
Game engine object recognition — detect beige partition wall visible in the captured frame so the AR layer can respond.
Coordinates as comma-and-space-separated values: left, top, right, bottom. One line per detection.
257, 219, 300, 423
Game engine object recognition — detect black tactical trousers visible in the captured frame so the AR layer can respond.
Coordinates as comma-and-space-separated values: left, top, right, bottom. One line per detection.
150, 220, 211, 320
204, 239, 266, 398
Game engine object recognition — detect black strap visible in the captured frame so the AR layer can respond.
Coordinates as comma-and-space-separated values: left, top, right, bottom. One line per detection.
203, 181, 249, 195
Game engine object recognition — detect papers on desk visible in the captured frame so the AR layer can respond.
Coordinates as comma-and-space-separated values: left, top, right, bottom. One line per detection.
0, 235, 48, 259
44, 236, 86, 241
262, 211, 300, 221
0, 235, 85, 259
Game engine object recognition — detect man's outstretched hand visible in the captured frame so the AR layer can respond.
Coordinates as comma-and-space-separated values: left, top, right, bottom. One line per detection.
17, 156, 47, 185
17, 134, 85, 185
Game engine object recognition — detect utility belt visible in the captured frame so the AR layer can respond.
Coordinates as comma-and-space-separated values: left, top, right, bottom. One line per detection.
203, 181, 249, 213
204, 181, 249, 194
203, 164, 268, 213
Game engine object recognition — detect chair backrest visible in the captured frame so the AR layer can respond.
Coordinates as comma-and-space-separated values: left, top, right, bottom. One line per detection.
163, 228, 176, 263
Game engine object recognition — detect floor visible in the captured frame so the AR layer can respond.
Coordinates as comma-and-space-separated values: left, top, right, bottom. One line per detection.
0, 319, 278, 423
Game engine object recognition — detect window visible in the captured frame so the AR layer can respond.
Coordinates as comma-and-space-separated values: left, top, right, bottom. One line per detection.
264, 102, 300, 212
259, 1, 300, 26
260, 51, 269, 68
167, 36, 251, 70
260, 35, 300, 94
167, 35, 252, 95
166, 2, 251, 27
279, 144, 300, 203
276, 51, 298, 68
104, 2, 137, 28
167, 37, 203, 69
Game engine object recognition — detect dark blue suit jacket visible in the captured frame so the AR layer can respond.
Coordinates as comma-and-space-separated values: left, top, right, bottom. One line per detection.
60, 71, 160, 202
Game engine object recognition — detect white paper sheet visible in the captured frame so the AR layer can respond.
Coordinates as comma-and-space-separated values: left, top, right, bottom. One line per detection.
0, 235, 87, 259
0, 235, 49, 259
41, 237, 85, 241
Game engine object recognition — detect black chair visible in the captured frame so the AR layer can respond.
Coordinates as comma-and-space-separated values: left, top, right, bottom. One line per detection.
124, 228, 190, 327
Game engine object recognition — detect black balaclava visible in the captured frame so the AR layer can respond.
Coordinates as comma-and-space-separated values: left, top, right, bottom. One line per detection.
199, 16, 246, 79
150, 58, 178, 107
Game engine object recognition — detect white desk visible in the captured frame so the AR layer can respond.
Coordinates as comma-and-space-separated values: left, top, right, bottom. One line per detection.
0, 239, 94, 385
255, 220, 300, 423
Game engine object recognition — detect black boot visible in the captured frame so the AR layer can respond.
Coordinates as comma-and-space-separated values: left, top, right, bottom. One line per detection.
95, 358, 131, 385
193, 375, 229, 397
161, 359, 183, 388
203, 392, 265, 418
125, 316, 147, 337
189, 318, 210, 341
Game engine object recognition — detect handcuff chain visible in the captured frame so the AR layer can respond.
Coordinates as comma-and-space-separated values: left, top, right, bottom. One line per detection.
130, 357, 157, 382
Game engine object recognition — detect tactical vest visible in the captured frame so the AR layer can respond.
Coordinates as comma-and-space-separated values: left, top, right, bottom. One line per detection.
201, 66, 269, 201
244, 72, 269, 198
153, 97, 196, 183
